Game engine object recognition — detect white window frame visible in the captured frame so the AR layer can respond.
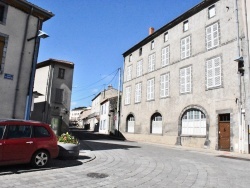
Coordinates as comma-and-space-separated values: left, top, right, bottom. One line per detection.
151, 40, 155, 50
127, 65, 132, 81
136, 60, 143, 77
148, 53, 155, 72
206, 56, 221, 89
208, 5, 216, 18
181, 36, 191, 59
147, 78, 155, 101
161, 46, 170, 67
135, 82, 142, 103
129, 54, 132, 62
180, 66, 192, 94
206, 22, 219, 50
164, 32, 168, 42
183, 20, 189, 31
160, 73, 170, 98
125, 86, 131, 105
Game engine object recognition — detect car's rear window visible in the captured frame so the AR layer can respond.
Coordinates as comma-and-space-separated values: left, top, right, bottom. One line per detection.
7, 125, 31, 139
34, 126, 50, 138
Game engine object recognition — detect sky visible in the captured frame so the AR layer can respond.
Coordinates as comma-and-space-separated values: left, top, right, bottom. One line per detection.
28, 0, 201, 109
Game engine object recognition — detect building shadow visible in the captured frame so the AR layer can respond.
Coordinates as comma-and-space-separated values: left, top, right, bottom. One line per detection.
0, 157, 85, 176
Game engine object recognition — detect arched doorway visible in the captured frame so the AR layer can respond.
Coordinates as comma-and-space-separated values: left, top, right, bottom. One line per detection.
126, 114, 135, 133
151, 112, 162, 134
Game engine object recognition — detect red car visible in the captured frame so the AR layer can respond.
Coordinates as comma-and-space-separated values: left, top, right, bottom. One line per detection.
0, 119, 59, 167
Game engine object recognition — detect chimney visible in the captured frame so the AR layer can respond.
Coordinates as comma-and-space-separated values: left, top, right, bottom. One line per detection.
108, 85, 113, 90
149, 27, 154, 35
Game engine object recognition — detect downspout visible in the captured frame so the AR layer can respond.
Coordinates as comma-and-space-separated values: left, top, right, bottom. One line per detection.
235, 0, 243, 153
243, 0, 250, 153
12, 7, 33, 118
25, 18, 42, 120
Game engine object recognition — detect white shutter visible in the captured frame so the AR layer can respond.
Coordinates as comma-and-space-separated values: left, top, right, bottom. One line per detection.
213, 23, 219, 47
180, 69, 185, 93
214, 57, 221, 86
207, 59, 213, 88
186, 66, 191, 92
206, 23, 219, 50
152, 53, 155, 71
181, 38, 186, 59
206, 57, 221, 88
206, 26, 212, 49
186, 36, 190, 58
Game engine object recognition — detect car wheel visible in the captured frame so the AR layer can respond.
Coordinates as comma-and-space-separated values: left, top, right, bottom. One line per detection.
31, 150, 50, 168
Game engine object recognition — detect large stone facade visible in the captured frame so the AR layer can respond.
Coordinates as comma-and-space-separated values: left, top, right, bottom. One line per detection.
120, 0, 250, 153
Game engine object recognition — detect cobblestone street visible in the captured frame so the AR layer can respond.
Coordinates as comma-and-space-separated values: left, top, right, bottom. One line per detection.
1, 131, 250, 188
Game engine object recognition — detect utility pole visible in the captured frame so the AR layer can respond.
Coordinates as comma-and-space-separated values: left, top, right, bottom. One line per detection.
116, 68, 121, 137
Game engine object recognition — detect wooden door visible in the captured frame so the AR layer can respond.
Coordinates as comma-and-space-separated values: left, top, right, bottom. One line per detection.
218, 122, 230, 150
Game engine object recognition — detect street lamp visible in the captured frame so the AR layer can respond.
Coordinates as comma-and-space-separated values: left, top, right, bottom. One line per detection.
24, 30, 49, 120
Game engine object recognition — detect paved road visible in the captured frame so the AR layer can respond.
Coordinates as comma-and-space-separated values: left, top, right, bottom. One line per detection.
1, 130, 250, 188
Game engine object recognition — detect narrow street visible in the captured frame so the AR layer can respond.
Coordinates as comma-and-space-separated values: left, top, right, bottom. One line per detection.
1, 130, 250, 188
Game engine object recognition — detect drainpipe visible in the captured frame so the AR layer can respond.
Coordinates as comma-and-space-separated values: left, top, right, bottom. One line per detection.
116, 68, 121, 137
12, 7, 33, 118
243, 0, 250, 153
235, 0, 244, 153
25, 18, 42, 120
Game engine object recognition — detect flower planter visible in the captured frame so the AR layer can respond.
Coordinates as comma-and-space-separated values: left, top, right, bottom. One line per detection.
57, 142, 80, 159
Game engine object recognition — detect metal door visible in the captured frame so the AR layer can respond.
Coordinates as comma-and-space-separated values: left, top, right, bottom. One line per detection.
218, 122, 230, 150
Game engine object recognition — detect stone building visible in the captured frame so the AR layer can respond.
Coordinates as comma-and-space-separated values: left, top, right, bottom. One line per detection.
121, 0, 250, 153
31, 59, 74, 135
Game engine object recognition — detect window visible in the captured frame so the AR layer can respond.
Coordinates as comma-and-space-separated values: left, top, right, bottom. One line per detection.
148, 53, 155, 72
206, 22, 219, 50
55, 88, 64, 103
164, 32, 168, 42
208, 5, 216, 18
147, 78, 154, 100
0, 2, 7, 24
125, 86, 131, 105
34, 126, 50, 138
181, 36, 191, 59
129, 54, 132, 62
136, 60, 143, 77
0, 125, 5, 139
180, 66, 192, 94
58, 68, 65, 79
151, 40, 155, 50
0, 35, 7, 73
161, 46, 169, 67
160, 73, 170, 98
206, 56, 221, 89
182, 109, 206, 136
135, 82, 142, 103
139, 48, 142, 56
127, 65, 132, 81
7, 125, 31, 139
183, 20, 189, 31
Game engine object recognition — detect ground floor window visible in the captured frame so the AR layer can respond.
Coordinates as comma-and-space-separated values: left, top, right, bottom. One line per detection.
151, 113, 162, 134
182, 109, 206, 136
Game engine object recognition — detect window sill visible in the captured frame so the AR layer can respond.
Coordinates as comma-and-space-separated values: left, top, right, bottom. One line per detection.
180, 135, 206, 138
